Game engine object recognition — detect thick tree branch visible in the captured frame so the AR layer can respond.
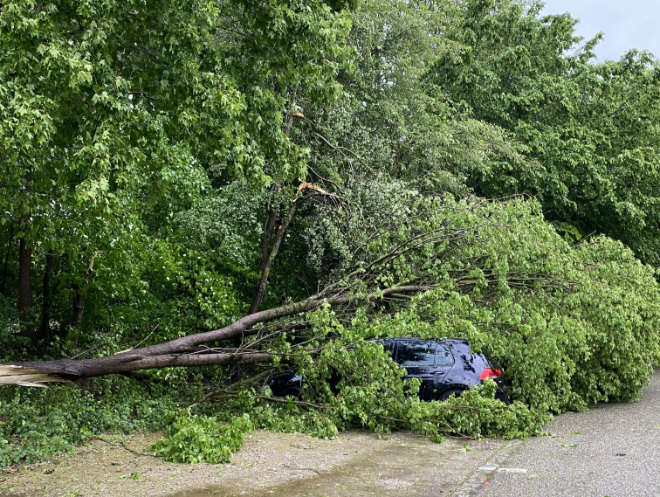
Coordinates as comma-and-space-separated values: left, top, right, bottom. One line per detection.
250, 195, 298, 314
250, 181, 342, 314
0, 278, 440, 384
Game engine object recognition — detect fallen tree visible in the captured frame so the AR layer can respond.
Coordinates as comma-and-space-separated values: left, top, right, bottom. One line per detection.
2, 197, 658, 411
0, 194, 468, 384
0, 284, 436, 384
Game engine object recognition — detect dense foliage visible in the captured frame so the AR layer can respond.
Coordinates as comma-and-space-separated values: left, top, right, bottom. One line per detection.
1, 0, 659, 466
429, 0, 660, 265
151, 411, 253, 464
0, 376, 190, 465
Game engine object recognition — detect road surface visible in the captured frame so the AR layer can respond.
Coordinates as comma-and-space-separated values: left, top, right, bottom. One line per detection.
456, 370, 660, 497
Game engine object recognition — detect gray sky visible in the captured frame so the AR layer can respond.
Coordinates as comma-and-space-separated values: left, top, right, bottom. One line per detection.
540, 0, 660, 62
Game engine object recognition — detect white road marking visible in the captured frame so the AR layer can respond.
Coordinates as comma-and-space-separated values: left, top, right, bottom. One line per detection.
496, 467, 528, 474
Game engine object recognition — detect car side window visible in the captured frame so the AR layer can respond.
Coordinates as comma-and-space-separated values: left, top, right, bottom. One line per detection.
381, 339, 397, 359
434, 344, 454, 367
396, 341, 436, 367
396, 341, 454, 367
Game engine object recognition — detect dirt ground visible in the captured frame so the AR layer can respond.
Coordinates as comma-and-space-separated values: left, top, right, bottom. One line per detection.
0, 430, 509, 497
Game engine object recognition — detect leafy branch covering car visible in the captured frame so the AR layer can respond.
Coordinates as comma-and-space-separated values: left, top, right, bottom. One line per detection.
268, 337, 508, 402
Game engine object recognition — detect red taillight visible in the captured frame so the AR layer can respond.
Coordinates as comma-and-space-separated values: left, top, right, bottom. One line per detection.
479, 368, 502, 380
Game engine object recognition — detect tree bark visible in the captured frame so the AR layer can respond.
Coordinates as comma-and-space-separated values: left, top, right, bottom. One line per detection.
2, 295, 324, 382
72, 252, 98, 329
18, 238, 32, 331
39, 252, 53, 341
71, 284, 85, 329
0, 226, 13, 295
249, 199, 298, 314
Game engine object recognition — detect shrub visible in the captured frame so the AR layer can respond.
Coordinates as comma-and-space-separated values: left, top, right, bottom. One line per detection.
150, 411, 253, 463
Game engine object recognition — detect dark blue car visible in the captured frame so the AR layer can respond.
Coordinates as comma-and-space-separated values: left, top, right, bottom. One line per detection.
268, 337, 507, 401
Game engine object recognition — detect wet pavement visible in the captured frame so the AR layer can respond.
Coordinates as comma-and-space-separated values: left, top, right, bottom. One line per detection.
0, 430, 510, 497
163, 434, 508, 497
465, 370, 660, 497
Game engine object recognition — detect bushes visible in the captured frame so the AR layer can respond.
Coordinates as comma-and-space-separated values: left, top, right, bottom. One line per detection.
151, 411, 253, 464
0, 376, 187, 466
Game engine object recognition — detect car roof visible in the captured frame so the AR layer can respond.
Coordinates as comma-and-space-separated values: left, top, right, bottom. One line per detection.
377, 337, 470, 347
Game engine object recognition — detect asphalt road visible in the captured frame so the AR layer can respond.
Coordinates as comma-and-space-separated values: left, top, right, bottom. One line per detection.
460, 370, 660, 497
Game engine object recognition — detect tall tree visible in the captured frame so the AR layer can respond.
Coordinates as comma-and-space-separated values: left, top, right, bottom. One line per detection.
427, 0, 660, 266
0, 0, 353, 346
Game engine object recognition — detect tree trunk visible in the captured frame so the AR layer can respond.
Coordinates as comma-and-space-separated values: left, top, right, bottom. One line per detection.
2, 296, 325, 382
0, 284, 433, 385
249, 199, 298, 314
0, 226, 13, 295
18, 238, 32, 331
249, 96, 304, 314
249, 182, 332, 314
72, 284, 85, 329
39, 252, 53, 341
1, 209, 452, 385
72, 252, 98, 330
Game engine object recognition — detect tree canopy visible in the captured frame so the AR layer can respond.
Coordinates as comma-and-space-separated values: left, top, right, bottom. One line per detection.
428, 0, 660, 265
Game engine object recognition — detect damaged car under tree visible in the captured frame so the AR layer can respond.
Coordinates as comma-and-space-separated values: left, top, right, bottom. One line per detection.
268, 338, 508, 402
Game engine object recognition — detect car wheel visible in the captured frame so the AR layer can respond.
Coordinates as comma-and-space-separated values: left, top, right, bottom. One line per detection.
438, 388, 464, 401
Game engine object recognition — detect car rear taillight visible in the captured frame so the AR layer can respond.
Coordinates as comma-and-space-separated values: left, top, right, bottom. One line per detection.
479, 368, 502, 380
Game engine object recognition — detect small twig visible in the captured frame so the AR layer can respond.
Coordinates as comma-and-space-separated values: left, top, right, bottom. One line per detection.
68, 344, 104, 360
131, 324, 160, 350
91, 436, 159, 458
254, 394, 331, 411
283, 465, 321, 474
188, 370, 273, 408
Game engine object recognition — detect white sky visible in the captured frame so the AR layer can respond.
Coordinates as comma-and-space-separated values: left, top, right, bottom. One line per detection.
540, 0, 660, 61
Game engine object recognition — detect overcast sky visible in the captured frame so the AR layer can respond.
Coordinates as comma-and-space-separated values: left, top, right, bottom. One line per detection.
540, 0, 660, 62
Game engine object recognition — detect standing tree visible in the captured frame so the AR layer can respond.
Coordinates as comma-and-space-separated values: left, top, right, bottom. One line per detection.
427, 0, 660, 266
0, 0, 353, 348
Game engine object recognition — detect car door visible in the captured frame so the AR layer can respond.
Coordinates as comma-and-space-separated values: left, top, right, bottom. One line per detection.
394, 339, 455, 400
